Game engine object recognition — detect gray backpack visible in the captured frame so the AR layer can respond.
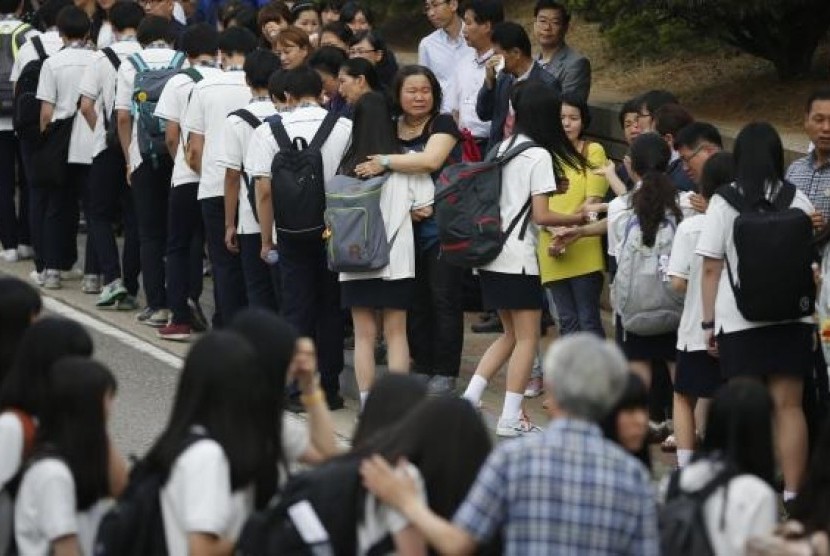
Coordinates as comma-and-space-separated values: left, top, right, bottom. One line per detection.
0, 22, 29, 117
128, 51, 186, 168
612, 214, 684, 336
324, 174, 389, 273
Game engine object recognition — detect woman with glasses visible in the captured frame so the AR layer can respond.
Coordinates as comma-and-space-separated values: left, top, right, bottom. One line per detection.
347, 29, 398, 89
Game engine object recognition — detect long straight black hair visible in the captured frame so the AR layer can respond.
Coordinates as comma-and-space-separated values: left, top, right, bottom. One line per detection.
339, 91, 399, 176
351, 373, 427, 449
0, 277, 41, 384
513, 82, 588, 177
733, 121, 786, 207
38, 356, 116, 510
145, 332, 275, 503
629, 132, 683, 247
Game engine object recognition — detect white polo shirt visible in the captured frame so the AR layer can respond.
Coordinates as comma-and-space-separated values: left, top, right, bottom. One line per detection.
9, 28, 61, 83
216, 99, 276, 235
477, 135, 557, 276
695, 183, 815, 334
155, 65, 223, 187
444, 48, 492, 139
244, 104, 353, 182
36, 44, 98, 164
114, 46, 187, 172
417, 24, 473, 97
667, 213, 707, 351
181, 70, 252, 200
77, 38, 143, 158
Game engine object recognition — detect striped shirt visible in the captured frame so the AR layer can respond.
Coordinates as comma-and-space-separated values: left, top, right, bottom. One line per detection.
453, 418, 659, 556
785, 151, 830, 221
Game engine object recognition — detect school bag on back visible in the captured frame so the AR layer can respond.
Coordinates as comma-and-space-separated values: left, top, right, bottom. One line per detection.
433, 137, 539, 269
12, 35, 46, 141
269, 110, 339, 241
716, 182, 815, 322
612, 214, 684, 336
324, 174, 390, 272
229, 107, 264, 222
0, 21, 29, 118
128, 51, 186, 169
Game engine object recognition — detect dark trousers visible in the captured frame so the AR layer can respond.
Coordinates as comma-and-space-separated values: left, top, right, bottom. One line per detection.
88, 147, 140, 294
201, 197, 246, 326
548, 271, 606, 338
239, 233, 280, 313
0, 131, 29, 250
20, 137, 44, 272
131, 158, 172, 309
279, 236, 344, 395
43, 164, 95, 272
166, 183, 207, 325
408, 243, 464, 377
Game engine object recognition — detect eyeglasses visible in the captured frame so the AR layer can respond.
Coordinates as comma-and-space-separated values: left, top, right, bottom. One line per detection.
349, 48, 377, 56
679, 144, 705, 165
636, 112, 652, 121
423, 1, 449, 14
535, 17, 562, 27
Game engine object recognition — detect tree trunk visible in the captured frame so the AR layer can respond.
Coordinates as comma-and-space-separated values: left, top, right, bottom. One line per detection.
771, 38, 819, 81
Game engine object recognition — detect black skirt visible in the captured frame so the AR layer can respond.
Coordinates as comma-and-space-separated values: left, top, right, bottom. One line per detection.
340, 278, 414, 310
717, 323, 814, 379
675, 349, 723, 398
479, 270, 543, 311
618, 315, 677, 361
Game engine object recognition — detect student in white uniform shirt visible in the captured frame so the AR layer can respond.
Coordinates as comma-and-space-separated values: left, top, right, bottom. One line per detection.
460, 83, 589, 438
14, 357, 124, 556
143, 331, 278, 556
245, 66, 353, 409
35, 5, 99, 292
181, 26, 258, 333
114, 15, 186, 328
216, 49, 283, 316
77, 1, 144, 312
153, 22, 222, 342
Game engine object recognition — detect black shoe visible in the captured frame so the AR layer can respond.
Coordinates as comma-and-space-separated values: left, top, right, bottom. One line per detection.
285, 396, 306, 414
471, 314, 503, 334
374, 339, 387, 366
326, 392, 345, 411
189, 299, 209, 333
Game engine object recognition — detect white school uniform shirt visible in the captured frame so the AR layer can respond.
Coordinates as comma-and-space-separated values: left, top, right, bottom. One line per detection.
160, 438, 253, 556
443, 48, 492, 138
9, 28, 61, 83
36, 43, 98, 164
181, 70, 251, 200
0, 18, 37, 131
77, 38, 142, 158
114, 46, 187, 172
155, 64, 223, 187
417, 24, 473, 98
96, 21, 114, 49
667, 213, 707, 351
340, 171, 434, 283
216, 99, 276, 235
14, 458, 112, 556
477, 135, 557, 276
695, 182, 815, 334
245, 104, 353, 182
0, 412, 24, 491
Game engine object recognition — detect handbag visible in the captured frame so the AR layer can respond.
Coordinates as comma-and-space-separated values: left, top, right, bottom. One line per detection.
30, 115, 74, 188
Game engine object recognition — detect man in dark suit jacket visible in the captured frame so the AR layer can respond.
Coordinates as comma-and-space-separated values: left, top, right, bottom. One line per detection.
475, 21, 561, 150
533, 0, 591, 103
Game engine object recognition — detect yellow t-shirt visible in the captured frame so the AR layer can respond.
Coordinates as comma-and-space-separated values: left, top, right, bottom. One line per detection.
538, 142, 609, 284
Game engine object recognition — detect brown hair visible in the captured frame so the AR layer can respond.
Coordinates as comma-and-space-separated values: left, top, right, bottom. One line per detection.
257, 1, 290, 29
276, 25, 312, 50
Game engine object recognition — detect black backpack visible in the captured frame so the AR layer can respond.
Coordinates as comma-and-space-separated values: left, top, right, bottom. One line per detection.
229, 107, 264, 222
716, 182, 815, 322
100, 47, 121, 151
659, 466, 735, 556
93, 434, 204, 556
268, 110, 339, 241
433, 137, 539, 268
12, 35, 46, 141
236, 456, 392, 556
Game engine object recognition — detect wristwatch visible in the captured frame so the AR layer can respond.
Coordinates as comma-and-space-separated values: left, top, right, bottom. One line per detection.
379, 155, 391, 169
701, 321, 715, 330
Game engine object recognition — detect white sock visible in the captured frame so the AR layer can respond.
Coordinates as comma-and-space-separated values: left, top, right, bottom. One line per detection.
501, 392, 524, 422
783, 490, 797, 502
359, 391, 369, 410
462, 375, 488, 404
676, 449, 693, 468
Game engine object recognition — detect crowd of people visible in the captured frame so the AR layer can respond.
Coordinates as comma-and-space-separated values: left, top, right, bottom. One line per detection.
1, 0, 830, 553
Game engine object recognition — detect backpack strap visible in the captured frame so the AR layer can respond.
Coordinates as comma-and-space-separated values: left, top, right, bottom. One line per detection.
231, 108, 262, 130
101, 46, 120, 70
269, 116, 293, 152
180, 67, 203, 83
128, 52, 148, 73
169, 51, 186, 70
773, 181, 797, 211
11, 23, 30, 53
30, 35, 45, 60
495, 137, 540, 166
505, 198, 532, 242
308, 110, 340, 151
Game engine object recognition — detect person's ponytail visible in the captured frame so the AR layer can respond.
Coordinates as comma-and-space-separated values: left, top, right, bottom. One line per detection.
632, 170, 683, 247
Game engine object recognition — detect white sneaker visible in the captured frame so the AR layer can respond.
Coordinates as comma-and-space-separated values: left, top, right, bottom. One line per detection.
29, 269, 46, 286
496, 410, 543, 438
16, 245, 34, 260
60, 268, 84, 281
43, 269, 62, 290
0, 249, 18, 262
523, 376, 544, 398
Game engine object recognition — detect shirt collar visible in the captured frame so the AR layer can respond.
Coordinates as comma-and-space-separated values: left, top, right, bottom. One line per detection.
515, 60, 535, 82
474, 48, 494, 67
438, 21, 466, 46
536, 43, 570, 67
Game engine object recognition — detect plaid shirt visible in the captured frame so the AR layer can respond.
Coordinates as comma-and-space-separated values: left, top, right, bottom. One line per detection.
786, 152, 830, 221
453, 418, 659, 556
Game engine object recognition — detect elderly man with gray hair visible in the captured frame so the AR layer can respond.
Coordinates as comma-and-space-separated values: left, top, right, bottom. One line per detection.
360, 334, 659, 556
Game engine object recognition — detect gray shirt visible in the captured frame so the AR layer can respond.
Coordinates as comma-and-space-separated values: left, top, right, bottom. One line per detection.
537, 43, 591, 102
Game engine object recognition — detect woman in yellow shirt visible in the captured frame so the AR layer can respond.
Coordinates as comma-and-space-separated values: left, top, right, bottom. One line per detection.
538, 96, 609, 337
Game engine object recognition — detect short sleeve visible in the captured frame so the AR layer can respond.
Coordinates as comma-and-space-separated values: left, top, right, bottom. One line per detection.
606, 197, 629, 258
244, 123, 277, 178
585, 142, 609, 198
35, 60, 56, 103
281, 415, 310, 465
528, 149, 557, 196
667, 222, 693, 279
174, 440, 233, 534
154, 76, 184, 123
0, 413, 23, 489
695, 195, 730, 259
114, 64, 133, 111
429, 113, 461, 141
30, 461, 78, 541
216, 117, 242, 170
77, 58, 100, 100
452, 446, 508, 544
181, 85, 206, 134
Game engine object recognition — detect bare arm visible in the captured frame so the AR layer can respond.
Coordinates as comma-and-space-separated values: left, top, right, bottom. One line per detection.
293, 338, 341, 460
165, 120, 180, 160
255, 177, 275, 259
670, 276, 688, 294
393, 525, 428, 556
223, 169, 241, 254
39, 101, 54, 133
531, 195, 584, 227
701, 257, 723, 324
51, 535, 82, 556
186, 132, 204, 175
188, 533, 234, 556
356, 133, 458, 178
593, 160, 628, 197
116, 109, 132, 166
78, 96, 97, 131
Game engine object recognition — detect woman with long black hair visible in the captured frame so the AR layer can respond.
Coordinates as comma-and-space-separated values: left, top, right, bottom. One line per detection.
144, 331, 276, 554
0, 276, 41, 384
14, 357, 119, 555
